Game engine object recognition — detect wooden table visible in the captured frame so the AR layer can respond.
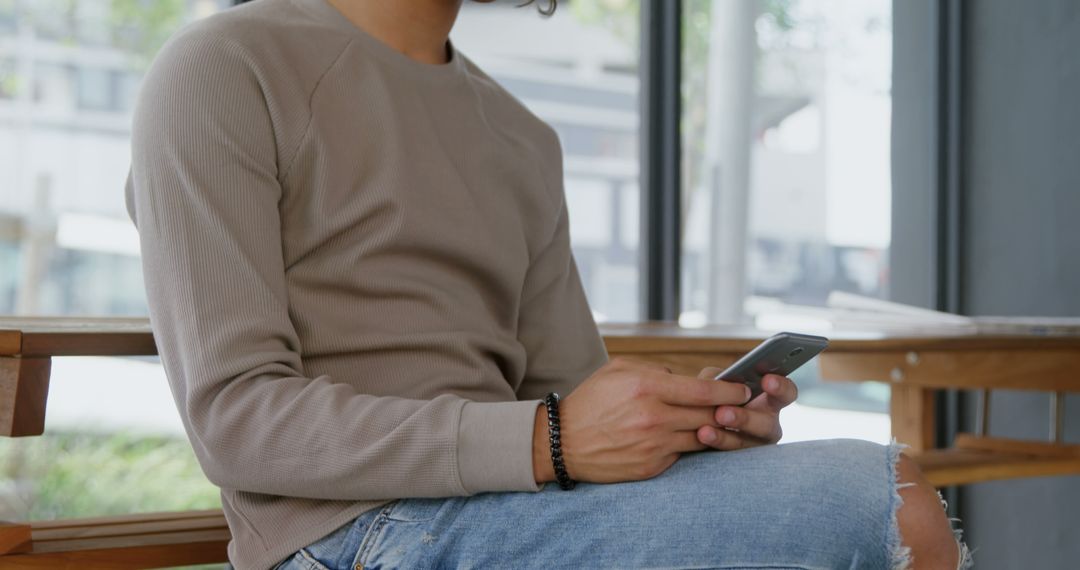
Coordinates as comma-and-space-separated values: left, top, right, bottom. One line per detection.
3, 317, 1079, 486
3, 317, 1080, 486
2, 317, 1080, 567
0, 317, 155, 438
603, 322, 1080, 486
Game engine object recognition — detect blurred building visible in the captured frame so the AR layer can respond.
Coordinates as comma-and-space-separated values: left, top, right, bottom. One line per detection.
0, 0, 230, 316
0, 0, 893, 324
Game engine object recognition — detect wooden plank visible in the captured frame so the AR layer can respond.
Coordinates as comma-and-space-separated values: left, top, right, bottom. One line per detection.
600, 322, 1080, 353
0, 318, 156, 357
0, 512, 231, 568
2, 316, 1080, 357
820, 349, 1080, 391
0, 522, 32, 555
32, 509, 225, 531
29, 528, 230, 555
952, 433, 1080, 458
19, 332, 157, 358
0, 328, 20, 357
33, 515, 227, 542
914, 447, 1080, 487
0, 358, 19, 433
889, 384, 935, 453
0, 318, 152, 337
821, 335, 1080, 352
0, 357, 51, 437
5, 530, 230, 569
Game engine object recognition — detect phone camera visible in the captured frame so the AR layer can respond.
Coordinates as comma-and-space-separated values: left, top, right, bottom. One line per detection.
788, 347, 804, 357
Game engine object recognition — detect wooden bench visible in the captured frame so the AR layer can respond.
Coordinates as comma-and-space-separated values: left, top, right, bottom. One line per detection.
2, 318, 1079, 568
1, 510, 229, 568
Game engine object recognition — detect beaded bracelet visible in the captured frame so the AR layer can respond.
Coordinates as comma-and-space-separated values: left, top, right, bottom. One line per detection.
543, 392, 576, 490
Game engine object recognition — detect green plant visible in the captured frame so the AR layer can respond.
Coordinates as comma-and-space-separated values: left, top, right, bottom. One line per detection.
0, 430, 220, 521
109, 0, 187, 69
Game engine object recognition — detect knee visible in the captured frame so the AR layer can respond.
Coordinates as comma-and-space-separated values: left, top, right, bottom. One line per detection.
894, 453, 961, 569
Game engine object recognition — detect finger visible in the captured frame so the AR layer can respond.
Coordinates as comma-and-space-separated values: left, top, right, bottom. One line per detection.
697, 366, 724, 380
646, 371, 751, 407
714, 405, 783, 443
660, 404, 721, 431
696, 425, 772, 451
670, 430, 711, 453
745, 374, 798, 413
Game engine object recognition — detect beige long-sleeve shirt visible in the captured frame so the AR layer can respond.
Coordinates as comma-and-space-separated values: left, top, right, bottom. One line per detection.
125, 0, 608, 567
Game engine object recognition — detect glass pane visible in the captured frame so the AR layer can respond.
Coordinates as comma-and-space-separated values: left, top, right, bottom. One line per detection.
0, 0, 228, 523
681, 0, 893, 442
682, 0, 892, 323
452, 1, 641, 323
1, 0, 223, 317
2, 1, 643, 524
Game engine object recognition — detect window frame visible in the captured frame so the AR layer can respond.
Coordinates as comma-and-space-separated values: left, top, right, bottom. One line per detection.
638, 0, 682, 321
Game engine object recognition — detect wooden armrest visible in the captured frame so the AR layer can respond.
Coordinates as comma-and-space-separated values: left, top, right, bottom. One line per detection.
0, 510, 230, 569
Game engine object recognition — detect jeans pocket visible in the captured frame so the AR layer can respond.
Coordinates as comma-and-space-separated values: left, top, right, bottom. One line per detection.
277, 511, 380, 570
273, 547, 332, 570
383, 497, 451, 523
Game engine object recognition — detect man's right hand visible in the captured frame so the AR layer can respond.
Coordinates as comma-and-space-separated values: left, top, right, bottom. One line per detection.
532, 357, 752, 485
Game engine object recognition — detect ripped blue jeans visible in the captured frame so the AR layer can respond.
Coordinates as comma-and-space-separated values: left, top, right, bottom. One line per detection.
272, 439, 970, 569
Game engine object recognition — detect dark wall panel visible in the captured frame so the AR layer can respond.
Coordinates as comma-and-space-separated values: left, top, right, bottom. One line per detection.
889, 0, 937, 309
960, 1, 1080, 568
892, 0, 1080, 567
962, 0, 1080, 316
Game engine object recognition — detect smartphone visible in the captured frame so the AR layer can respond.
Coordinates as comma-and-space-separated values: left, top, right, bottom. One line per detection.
713, 332, 829, 401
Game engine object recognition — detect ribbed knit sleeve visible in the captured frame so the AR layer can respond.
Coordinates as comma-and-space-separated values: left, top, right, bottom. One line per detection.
457, 189, 608, 492
515, 180, 610, 402
129, 29, 542, 502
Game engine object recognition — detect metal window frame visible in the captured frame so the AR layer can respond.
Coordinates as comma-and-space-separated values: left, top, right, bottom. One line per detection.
930, 0, 966, 519
934, 0, 965, 317
639, 0, 682, 321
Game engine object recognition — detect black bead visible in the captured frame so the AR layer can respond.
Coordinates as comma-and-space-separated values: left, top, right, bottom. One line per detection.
543, 392, 575, 491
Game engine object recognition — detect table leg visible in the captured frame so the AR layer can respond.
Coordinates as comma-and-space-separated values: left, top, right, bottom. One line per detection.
890, 384, 936, 453
0, 522, 31, 555
0, 356, 51, 437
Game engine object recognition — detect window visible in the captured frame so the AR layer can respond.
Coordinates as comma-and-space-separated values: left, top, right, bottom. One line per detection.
0, 0, 230, 523
0, 58, 16, 100
2, 1, 222, 318
2, 1, 644, 322
680, 0, 894, 443
681, 0, 893, 325
76, 66, 114, 111
452, 1, 641, 322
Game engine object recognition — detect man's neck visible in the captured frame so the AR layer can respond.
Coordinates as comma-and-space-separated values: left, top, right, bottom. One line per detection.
327, 0, 463, 65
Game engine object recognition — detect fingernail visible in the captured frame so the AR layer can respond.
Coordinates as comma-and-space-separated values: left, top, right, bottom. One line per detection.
743, 386, 752, 401
765, 376, 779, 391
702, 428, 717, 443
720, 409, 736, 424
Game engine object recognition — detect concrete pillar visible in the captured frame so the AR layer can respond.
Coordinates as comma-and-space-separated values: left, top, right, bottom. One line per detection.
704, 0, 758, 324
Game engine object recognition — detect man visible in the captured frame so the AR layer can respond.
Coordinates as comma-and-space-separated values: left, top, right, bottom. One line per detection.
127, 0, 969, 567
